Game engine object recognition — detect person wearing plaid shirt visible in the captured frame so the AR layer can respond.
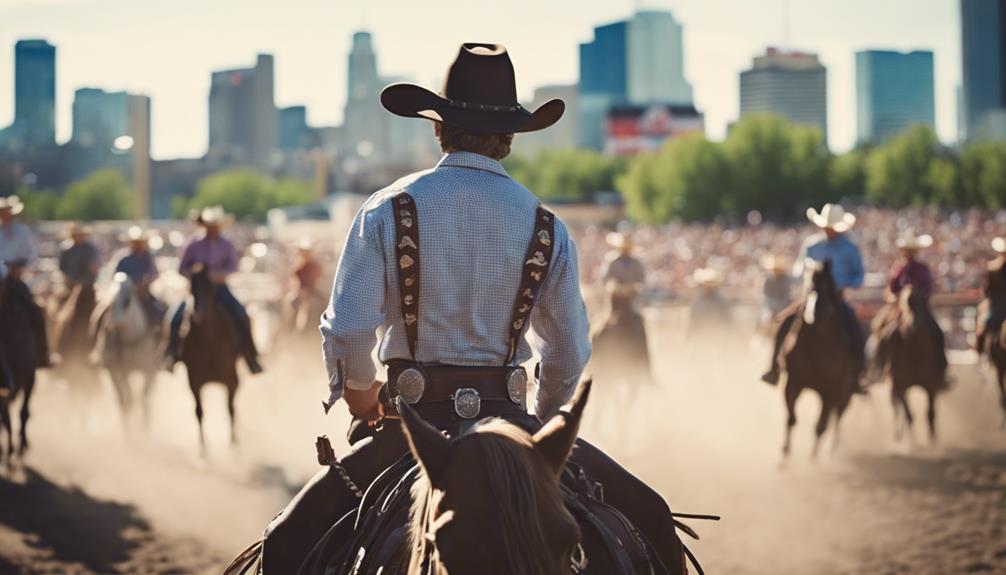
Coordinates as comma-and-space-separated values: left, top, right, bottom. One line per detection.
259, 44, 687, 574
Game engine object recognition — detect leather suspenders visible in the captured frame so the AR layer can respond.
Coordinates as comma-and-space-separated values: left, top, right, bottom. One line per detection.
390, 192, 556, 366
393, 192, 421, 360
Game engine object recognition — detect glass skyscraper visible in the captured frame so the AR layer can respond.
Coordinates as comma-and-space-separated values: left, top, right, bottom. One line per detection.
208, 54, 276, 168
739, 48, 828, 143
855, 50, 935, 144
579, 21, 629, 150
961, 0, 1006, 141
12, 39, 56, 148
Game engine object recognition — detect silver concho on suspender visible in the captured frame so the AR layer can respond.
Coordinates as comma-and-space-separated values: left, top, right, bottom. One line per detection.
453, 388, 481, 419
506, 367, 528, 406
396, 368, 426, 404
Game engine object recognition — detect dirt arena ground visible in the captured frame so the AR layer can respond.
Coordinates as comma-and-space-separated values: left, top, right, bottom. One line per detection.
1, 310, 1005, 574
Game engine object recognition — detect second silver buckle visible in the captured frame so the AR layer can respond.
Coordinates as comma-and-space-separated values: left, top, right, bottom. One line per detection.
453, 388, 481, 419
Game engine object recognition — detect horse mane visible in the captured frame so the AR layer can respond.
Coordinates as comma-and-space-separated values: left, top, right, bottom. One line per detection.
408, 419, 568, 575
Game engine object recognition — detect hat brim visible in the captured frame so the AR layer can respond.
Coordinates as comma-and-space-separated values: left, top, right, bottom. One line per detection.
381, 83, 564, 134
994, 238, 1006, 254
0, 204, 23, 216
806, 209, 856, 232
896, 236, 933, 250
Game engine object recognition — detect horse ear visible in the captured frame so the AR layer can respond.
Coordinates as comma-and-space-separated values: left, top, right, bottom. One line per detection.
533, 379, 592, 480
399, 399, 453, 488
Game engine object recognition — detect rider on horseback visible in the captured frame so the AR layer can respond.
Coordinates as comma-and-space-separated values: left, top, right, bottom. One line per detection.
260, 44, 686, 574
762, 203, 866, 386
601, 231, 646, 303
58, 223, 100, 292
870, 231, 946, 378
0, 195, 51, 369
291, 238, 324, 305
977, 237, 1006, 354
165, 207, 263, 374
113, 226, 167, 325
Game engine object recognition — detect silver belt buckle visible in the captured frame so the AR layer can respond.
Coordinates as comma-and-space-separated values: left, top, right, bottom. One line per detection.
506, 367, 528, 406
453, 387, 481, 419
396, 368, 426, 404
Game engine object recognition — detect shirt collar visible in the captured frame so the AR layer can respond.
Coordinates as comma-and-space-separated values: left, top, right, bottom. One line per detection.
436, 151, 509, 178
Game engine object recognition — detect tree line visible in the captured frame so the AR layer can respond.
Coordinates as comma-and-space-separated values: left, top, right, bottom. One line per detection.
507, 115, 1006, 224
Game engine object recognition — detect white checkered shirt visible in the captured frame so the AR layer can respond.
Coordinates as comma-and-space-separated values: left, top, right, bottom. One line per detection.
320, 151, 592, 417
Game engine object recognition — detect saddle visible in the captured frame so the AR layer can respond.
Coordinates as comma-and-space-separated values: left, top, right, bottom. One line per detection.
291, 455, 708, 575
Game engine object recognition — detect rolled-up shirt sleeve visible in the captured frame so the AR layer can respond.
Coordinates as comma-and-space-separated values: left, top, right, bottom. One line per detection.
529, 224, 592, 418
320, 205, 387, 410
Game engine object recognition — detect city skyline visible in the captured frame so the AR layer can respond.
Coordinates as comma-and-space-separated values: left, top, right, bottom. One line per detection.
0, 0, 962, 158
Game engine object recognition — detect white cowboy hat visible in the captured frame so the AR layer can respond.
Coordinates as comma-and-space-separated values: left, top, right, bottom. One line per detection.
806, 203, 856, 232
120, 225, 153, 242
606, 232, 634, 251
0, 195, 24, 215
993, 237, 1006, 254
895, 230, 933, 250
295, 237, 315, 252
693, 267, 724, 287
192, 206, 233, 227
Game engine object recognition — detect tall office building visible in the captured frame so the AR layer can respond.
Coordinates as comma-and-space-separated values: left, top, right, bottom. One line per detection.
961, 0, 1006, 141
208, 54, 276, 168
856, 50, 935, 144
7, 39, 57, 149
579, 21, 629, 149
68, 87, 151, 217
739, 47, 828, 142
627, 10, 693, 106
579, 9, 696, 149
278, 105, 314, 150
344, 32, 386, 161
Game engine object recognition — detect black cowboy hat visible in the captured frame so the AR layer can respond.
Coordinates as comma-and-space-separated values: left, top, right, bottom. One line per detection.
381, 43, 564, 134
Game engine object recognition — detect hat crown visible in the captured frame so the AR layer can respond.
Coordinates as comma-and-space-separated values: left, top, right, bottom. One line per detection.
441, 43, 518, 108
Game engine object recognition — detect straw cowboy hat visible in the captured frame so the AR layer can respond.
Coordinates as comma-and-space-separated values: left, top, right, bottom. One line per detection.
606, 231, 634, 251
993, 237, 1006, 254
895, 230, 933, 250
64, 222, 93, 238
760, 254, 791, 272
0, 195, 24, 215
693, 268, 724, 288
191, 206, 233, 227
381, 43, 564, 134
806, 203, 856, 233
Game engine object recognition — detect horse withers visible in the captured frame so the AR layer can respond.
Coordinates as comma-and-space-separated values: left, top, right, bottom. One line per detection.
177, 267, 242, 449
0, 274, 41, 466
871, 285, 948, 444
778, 260, 862, 459
92, 273, 163, 432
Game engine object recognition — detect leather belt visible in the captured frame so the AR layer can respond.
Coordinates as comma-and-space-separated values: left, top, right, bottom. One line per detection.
382, 362, 529, 420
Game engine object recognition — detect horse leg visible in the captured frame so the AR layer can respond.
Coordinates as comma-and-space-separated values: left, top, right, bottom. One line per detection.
899, 393, 915, 448
0, 398, 11, 469
111, 370, 133, 433
782, 382, 800, 459
227, 383, 238, 446
141, 370, 155, 432
926, 387, 938, 445
191, 381, 207, 454
812, 393, 832, 460
18, 372, 35, 456
891, 386, 904, 442
998, 368, 1006, 428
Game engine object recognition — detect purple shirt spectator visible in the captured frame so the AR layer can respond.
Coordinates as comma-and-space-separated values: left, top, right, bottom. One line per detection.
889, 259, 933, 297
179, 236, 238, 277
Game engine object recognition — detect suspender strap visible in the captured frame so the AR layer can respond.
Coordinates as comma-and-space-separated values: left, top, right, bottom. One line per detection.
393, 192, 420, 359
506, 205, 556, 365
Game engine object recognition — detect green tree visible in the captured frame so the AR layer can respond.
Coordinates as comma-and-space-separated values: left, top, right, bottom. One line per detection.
504, 149, 624, 202
182, 169, 315, 221
864, 126, 943, 206
16, 186, 60, 220
618, 134, 730, 223
961, 141, 1006, 209
722, 115, 830, 220
56, 168, 134, 221
828, 147, 869, 203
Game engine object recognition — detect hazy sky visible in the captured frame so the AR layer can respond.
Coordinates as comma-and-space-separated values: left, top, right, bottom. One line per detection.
0, 0, 961, 159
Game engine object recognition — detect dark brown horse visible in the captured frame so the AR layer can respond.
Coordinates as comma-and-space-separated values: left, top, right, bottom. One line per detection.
181, 268, 241, 448
0, 275, 41, 466
779, 261, 859, 458
590, 291, 653, 388
874, 286, 948, 443
984, 297, 1006, 427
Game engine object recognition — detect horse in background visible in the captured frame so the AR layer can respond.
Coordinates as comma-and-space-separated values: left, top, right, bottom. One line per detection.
92, 274, 162, 432
178, 266, 241, 449
50, 281, 100, 388
0, 274, 41, 466
779, 260, 860, 459
872, 285, 948, 444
